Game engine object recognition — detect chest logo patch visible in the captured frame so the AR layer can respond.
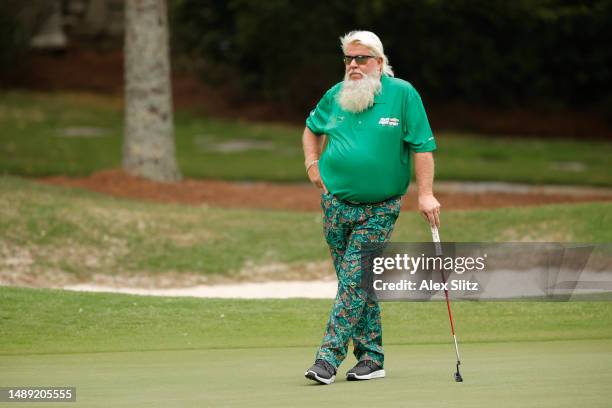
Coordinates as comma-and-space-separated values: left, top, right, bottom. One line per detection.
378, 117, 400, 127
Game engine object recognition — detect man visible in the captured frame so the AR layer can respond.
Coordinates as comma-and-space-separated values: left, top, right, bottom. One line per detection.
303, 31, 440, 385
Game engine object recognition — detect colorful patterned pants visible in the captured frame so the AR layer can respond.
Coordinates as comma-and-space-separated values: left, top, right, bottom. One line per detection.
316, 192, 401, 369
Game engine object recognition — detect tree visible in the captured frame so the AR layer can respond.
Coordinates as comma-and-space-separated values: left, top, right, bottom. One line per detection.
123, 0, 181, 182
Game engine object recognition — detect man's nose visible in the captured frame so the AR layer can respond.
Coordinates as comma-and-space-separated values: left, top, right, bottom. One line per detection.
349, 58, 359, 68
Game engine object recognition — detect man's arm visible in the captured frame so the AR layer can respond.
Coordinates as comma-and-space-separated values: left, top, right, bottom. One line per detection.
414, 152, 441, 227
302, 127, 328, 193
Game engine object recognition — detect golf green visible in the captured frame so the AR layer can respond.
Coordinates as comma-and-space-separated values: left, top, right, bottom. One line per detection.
2, 339, 611, 407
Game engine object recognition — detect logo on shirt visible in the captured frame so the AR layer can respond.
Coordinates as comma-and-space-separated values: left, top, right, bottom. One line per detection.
378, 117, 400, 127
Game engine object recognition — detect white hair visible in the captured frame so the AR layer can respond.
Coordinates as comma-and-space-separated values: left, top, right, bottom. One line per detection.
340, 30, 394, 77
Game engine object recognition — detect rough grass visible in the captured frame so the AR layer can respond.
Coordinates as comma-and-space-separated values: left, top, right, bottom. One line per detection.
1, 286, 611, 355
1, 176, 611, 284
1, 91, 611, 185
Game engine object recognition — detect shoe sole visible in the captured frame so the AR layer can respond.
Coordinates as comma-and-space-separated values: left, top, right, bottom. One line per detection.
305, 370, 335, 385
346, 369, 386, 381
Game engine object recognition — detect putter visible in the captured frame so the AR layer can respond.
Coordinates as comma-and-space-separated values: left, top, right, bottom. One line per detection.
431, 225, 464, 382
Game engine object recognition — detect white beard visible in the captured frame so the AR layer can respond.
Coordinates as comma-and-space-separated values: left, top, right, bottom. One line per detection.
337, 72, 382, 113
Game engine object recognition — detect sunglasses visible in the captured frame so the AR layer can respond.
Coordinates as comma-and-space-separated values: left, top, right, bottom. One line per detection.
343, 55, 376, 65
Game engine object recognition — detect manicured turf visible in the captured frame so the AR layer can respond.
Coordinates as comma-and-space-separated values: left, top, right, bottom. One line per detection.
1, 341, 610, 408
1, 176, 611, 281
1, 91, 611, 186
1, 287, 611, 407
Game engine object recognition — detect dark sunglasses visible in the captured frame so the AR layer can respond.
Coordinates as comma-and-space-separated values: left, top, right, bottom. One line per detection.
343, 55, 376, 65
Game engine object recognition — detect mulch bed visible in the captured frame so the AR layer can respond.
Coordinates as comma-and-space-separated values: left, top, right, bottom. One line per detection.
39, 169, 612, 212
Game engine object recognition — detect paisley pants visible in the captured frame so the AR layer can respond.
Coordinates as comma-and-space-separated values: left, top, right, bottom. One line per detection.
316, 192, 401, 369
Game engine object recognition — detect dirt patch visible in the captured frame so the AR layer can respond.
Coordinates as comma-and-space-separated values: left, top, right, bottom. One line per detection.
38, 169, 612, 212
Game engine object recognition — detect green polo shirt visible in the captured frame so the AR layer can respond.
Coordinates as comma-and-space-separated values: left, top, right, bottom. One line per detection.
306, 74, 436, 203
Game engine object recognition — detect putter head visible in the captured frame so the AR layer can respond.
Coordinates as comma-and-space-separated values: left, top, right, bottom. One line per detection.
454, 371, 463, 382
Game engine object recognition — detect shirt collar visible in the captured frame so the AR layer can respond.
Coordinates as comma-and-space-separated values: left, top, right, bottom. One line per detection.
373, 74, 389, 104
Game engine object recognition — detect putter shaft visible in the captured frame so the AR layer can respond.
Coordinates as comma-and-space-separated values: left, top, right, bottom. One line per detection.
431, 226, 463, 381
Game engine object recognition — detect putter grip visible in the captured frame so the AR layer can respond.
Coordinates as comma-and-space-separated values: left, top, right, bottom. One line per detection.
430, 226, 440, 243
431, 226, 443, 256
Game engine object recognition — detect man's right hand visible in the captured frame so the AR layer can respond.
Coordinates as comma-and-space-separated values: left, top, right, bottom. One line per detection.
307, 162, 328, 194
302, 126, 328, 193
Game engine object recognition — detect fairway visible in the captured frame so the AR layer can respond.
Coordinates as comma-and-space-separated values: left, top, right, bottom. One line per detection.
2, 340, 611, 407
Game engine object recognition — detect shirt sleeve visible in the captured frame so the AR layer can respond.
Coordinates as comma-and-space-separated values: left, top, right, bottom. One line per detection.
402, 86, 437, 152
305, 88, 334, 135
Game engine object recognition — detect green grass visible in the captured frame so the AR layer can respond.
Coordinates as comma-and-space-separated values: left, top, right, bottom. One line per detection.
1, 286, 611, 355
1, 341, 611, 407
1, 286, 611, 407
1, 176, 611, 281
0, 92, 122, 176
1, 91, 611, 186
2, 90, 611, 406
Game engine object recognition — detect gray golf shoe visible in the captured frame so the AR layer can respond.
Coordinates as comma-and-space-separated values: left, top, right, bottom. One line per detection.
346, 360, 386, 381
305, 359, 336, 385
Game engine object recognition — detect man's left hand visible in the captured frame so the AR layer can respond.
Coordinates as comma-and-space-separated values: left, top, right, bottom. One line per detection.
418, 194, 441, 227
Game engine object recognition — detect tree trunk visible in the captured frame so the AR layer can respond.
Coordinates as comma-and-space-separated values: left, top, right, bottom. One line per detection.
123, 0, 181, 182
